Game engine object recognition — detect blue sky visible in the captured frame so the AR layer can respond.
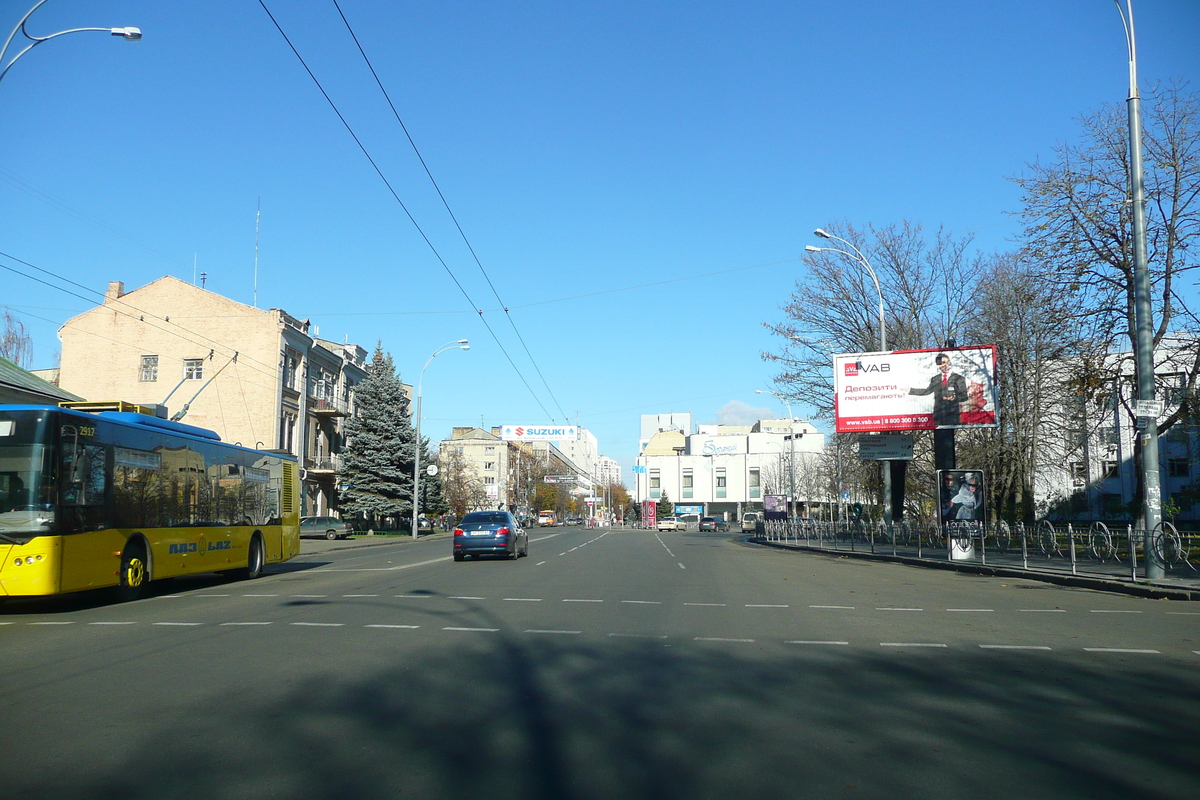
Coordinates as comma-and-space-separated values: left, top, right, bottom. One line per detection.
2, 1, 1198, 480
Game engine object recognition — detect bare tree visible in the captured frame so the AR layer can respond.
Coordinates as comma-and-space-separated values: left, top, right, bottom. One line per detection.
1, 310, 33, 367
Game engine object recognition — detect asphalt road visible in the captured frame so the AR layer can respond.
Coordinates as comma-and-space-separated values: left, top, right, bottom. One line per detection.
2, 526, 1198, 800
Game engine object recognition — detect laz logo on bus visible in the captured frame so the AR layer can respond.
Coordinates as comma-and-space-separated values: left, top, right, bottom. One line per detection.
168, 541, 231, 554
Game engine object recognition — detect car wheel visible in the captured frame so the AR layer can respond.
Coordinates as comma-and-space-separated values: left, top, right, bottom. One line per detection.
325, 530, 337, 540
453, 552, 464, 562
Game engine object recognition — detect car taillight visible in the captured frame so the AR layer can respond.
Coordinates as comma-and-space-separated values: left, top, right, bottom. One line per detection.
454, 528, 465, 537
497, 527, 510, 535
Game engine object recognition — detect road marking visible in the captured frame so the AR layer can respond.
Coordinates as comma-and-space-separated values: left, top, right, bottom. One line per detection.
694, 637, 755, 643
291, 595, 327, 598
786, 640, 849, 646
607, 633, 668, 639
28, 621, 74, 625
559, 553, 567, 556
195, 594, 231, 597
685, 602, 726, 607
525, 629, 581, 635
343, 594, 378, 598
678, 563, 686, 570
88, 621, 138, 625
153, 622, 203, 626
394, 594, 432, 598
448, 596, 485, 600
536, 561, 547, 566
221, 622, 272, 626
622, 600, 662, 605
1083, 647, 1160, 654
564, 599, 603, 603
443, 626, 499, 632
243, 594, 278, 597
980, 645, 1051, 650
948, 609, 994, 612
881, 642, 947, 648
365, 624, 420, 629
877, 608, 923, 612
746, 604, 788, 608
1166, 612, 1200, 616
0, 622, 12, 625
1019, 609, 1066, 613
291, 622, 344, 627
504, 597, 543, 602
810, 605, 855, 610
1089, 610, 1142, 614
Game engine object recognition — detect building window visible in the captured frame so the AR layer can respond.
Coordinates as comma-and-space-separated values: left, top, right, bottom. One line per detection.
682, 468, 693, 499
282, 351, 299, 390
1100, 426, 1119, 447
1069, 462, 1087, 487
1168, 457, 1190, 478
486, 446, 496, 453
139, 355, 158, 382
280, 413, 296, 455
749, 468, 761, 499
484, 462, 495, 471
1101, 461, 1119, 480
184, 358, 204, 381
484, 476, 496, 485
650, 469, 660, 499
716, 467, 727, 499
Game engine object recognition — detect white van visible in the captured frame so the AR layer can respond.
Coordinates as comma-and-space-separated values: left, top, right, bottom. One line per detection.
741, 513, 760, 533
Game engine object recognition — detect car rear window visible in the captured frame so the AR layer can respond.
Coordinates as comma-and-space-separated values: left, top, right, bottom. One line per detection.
462, 512, 509, 525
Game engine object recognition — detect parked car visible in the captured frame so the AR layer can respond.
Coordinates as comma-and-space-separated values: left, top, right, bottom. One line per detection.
700, 516, 729, 532
657, 516, 686, 532
453, 510, 529, 561
300, 515, 354, 540
741, 513, 760, 533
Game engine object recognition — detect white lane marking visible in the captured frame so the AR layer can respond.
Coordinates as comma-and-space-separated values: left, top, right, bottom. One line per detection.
317, 555, 453, 573
531, 533, 560, 542
877, 608, 924, 612
810, 605, 855, 610
291, 595, 327, 598
1019, 609, 1066, 613
694, 637, 755, 643
1089, 610, 1142, 614
881, 642, 947, 648
0, 622, 13, 625
947, 609, 994, 612
980, 645, 1051, 650
448, 596, 485, 600
559, 553, 567, 556
243, 594, 278, 597
746, 604, 789, 608
685, 603, 726, 607
525, 629, 581, 635
564, 599, 603, 603
1166, 612, 1200, 616
622, 600, 662, 605
28, 621, 74, 625
88, 621, 137, 626
504, 597, 542, 602
221, 622, 272, 626
678, 563, 686, 570
153, 622, 203, 626
195, 594, 230, 598
569, 547, 579, 552
1083, 647, 1160, 654
443, 626, 499, 632
365, 624, 420, 629
394, 594, 432, 599
607, 633, 668, 639
786, 640, 849, 646
343, 594, 378, 598
291, 622, 344, 627
536, 561, 547, 566
159, 595, 183, 598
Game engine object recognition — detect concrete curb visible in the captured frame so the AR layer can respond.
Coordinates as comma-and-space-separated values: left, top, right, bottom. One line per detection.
751, 537, 1200, 602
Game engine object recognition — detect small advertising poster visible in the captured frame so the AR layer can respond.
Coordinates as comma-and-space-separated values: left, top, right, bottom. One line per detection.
763, 494, 788, 521
937, 470, 986, 525
644, 501, 657, 529
834, 345, 998, 433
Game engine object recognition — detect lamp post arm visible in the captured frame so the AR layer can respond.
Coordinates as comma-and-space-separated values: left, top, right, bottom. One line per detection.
810, 237, 886, 351
2, 0, 141, 86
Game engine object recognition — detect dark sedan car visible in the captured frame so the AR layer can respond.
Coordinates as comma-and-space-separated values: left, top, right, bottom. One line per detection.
699, 516, 730, 532
453, 510, 529, 561
300, 515, 354, 540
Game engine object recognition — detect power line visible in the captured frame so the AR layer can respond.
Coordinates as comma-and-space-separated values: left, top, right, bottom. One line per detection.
256, 0, 554, 421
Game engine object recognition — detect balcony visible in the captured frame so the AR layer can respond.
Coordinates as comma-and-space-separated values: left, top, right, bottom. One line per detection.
310, 396, 349, 417
306, 454, 343, 476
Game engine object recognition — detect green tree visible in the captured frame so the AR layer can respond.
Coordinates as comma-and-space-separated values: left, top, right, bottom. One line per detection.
338, 345, 416, 527
657, 492, 673, 519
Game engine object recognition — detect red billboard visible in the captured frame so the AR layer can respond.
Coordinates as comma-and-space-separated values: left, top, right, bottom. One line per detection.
833, 345, 998, 433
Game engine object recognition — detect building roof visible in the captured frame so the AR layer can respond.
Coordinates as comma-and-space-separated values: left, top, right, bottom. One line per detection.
0, 355, 84, 404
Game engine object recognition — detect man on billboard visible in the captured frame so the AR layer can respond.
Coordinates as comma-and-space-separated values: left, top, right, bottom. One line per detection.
906, 352, 968, 427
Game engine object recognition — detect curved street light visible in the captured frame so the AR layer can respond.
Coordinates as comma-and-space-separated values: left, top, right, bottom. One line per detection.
806, 228, 892, 526
411, 339, 469, 539
1, 1, 142, 85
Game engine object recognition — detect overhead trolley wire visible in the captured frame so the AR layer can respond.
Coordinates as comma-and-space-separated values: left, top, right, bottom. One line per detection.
256, 0, 555, 420
329, 0, 569, 422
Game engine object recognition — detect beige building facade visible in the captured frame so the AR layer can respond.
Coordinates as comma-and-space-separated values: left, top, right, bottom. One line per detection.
58, 277, 379, 516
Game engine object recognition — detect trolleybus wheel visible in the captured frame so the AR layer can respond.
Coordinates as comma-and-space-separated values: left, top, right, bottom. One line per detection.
245, 535, 265, 580
115, 540, 148, 602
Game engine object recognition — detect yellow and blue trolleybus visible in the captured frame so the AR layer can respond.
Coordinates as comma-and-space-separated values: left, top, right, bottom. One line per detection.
0, 404, 300, 601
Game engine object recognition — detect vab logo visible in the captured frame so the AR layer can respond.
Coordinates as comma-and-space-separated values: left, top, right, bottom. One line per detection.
844, 362, 859, 376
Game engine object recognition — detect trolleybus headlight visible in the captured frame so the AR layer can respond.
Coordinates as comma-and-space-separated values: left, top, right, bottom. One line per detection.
25, 556, 35, 564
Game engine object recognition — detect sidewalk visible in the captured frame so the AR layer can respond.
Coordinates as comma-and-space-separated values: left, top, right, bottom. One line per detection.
753, 536, 1200, 601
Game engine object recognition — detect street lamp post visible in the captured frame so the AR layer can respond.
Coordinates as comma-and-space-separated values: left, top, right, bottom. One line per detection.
756, 389, 796, 522
1115, 0, 1162, 579
1, 0, 141, 85
807, 230, 892, 527
411, 339, 469, 539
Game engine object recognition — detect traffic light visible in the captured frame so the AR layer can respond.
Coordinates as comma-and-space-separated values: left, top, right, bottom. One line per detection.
852, 502, 863, 520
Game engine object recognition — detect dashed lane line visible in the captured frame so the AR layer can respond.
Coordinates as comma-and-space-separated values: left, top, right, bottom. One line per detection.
443, 626, 499, 632
195, 594, 230, 598
343, 594, 378, 598
395, 594, 432, 599
365, 624, 420, 629
980, 645, 1051, 650
1083, 647, 1160, 654
746, 604, 788, 608
536, 561, 547, 566
877, 608, 924, 612
153, 622, 202, 626
88, 621, 137, 625
448, 596, 485, 600
1090, 610, 1142, 614
291, 595, 327, 599
243, 594, 279, 597
881, 642, 947, 648
608, 633, 668, 639
220, 622, 272, 626
503, 598, 543, 602
1019, 609, 1066, 613
621, 600, 662, 605
564, 599, 603, 603
685, 603, 726, 607
786, 640, 849, 646
948, 609, 994, 612
525, 629, 581, 635
28, 621, 74, 625
695, 637, 755, 643
679, 563, 686, 570
810, 605, 855, 610
290, 622, 344, 627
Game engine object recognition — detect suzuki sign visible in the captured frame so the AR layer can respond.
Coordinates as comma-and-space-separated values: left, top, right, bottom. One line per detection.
500, 425, 579, 442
